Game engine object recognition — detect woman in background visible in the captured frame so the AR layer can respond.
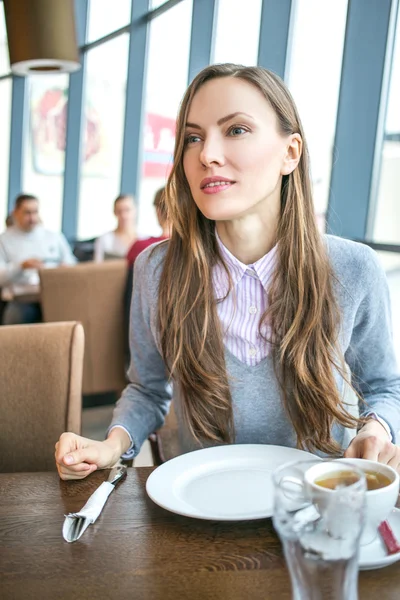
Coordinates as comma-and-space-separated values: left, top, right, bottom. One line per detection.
124, 187, 172, 363
127, 187, 171, 266
56, 64, 400, 479
94, 194, 137, 261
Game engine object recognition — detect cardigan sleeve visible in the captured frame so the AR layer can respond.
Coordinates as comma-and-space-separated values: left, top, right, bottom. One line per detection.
344, 245, 400, 442
108, 247, 171, 456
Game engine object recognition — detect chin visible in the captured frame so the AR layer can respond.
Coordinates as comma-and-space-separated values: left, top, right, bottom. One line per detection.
197, 202, 248, 222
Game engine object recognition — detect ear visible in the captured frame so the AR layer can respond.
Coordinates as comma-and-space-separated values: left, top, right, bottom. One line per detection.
281, 133, 302, 176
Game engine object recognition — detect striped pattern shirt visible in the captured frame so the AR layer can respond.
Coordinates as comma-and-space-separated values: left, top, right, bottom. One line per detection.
213, 235, 277, 366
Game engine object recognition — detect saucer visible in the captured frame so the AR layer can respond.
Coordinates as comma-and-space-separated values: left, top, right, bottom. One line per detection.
359, 508, 400, 570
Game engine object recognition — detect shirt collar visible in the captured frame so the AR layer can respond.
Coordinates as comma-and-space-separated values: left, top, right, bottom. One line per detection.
213, 230, 277, 299
12, 224, 42, 236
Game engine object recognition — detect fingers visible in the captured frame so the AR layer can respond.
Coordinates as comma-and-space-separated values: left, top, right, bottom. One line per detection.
360, 436, 382, 462
62, 445, 100, 467
377, 441, 398, 465
387, 447, 400, 472
345, 432, 400, 470
55, 433, 100, 467
343, 443, 359, 459
55, 432, 80, 466
344, 435, 384, 461
55, 446, 94, 480
57, 464, 98, 481
55, 432, 101, 480
58, 461, 93, 474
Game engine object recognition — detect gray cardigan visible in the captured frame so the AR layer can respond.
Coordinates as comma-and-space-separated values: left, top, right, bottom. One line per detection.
109, 235, 400, 457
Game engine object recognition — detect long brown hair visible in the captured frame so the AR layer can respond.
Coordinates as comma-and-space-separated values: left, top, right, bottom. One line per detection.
158, 64, 360, 454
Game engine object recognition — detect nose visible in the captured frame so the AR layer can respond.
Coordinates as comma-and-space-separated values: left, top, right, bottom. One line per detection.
199, 135, 224, 168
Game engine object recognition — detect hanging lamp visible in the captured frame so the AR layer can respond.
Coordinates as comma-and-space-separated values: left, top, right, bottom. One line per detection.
3, 0, 81, 76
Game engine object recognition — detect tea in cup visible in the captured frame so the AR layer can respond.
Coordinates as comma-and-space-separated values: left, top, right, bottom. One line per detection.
335, 458, 399, 545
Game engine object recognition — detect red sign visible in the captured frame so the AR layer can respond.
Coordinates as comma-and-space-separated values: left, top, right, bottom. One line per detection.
143, 113, 175, 178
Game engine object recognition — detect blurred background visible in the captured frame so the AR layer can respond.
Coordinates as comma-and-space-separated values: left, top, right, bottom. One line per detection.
0, 0, 399, 361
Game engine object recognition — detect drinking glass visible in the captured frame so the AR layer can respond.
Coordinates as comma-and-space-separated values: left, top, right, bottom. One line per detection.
272, 459, 366, 600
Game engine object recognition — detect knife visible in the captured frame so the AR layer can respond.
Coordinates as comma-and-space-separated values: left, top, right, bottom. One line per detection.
62, 464, 127, 543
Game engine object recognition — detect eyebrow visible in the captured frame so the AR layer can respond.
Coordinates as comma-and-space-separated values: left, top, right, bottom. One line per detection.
185, 112, 254, 129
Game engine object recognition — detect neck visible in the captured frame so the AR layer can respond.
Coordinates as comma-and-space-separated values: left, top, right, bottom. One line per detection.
216, 212, 278, 265
15, 224, 37, 234
116, 224, 135, 235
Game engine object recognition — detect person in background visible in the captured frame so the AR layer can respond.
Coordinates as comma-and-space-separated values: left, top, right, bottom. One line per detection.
126, 187, 171, 266
0, 216, 14, 322
55, 64, 400, 479
123, 187, 171, 364
94, 194, 137, 262
0, 193, 76, 325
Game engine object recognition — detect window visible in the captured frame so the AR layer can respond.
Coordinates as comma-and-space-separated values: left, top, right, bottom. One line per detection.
0, 80, 11, 232
0, 5, 11, 232
137, 0, 193, 237
386, 267, 400, 365
287, 0, 348, 228
150, 0, 170, 8
212, 0, 263, 66
372, 10, 400, 255
78, 34, 130, 239
22, 75, 68, 232
87, 0, 132, 43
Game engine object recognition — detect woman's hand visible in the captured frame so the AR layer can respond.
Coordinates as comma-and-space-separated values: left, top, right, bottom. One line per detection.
344, 419, 400, 471
55, 429, 129, 480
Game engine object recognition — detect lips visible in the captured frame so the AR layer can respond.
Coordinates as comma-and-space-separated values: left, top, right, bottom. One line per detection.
200, 176, 235, 189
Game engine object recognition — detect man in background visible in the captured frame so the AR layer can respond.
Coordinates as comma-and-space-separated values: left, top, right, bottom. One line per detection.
0, 193, 76, 325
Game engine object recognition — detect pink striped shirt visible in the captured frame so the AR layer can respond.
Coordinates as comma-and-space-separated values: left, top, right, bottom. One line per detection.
213, 235, 277, 366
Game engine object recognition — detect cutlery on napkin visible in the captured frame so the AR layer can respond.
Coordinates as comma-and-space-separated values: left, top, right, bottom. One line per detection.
62, 464, 127, 543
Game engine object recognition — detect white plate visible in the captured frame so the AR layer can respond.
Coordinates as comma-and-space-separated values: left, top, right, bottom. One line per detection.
146, 444, 314, 520
359, 508, 400, 570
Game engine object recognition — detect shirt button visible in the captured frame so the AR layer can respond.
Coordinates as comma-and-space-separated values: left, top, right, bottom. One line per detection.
248, 347, 257, 357
246, 269, 257, 279
249, 306, 258, 315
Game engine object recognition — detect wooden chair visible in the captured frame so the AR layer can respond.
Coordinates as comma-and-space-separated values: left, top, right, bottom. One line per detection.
39, 260, 127, 396
149, 403, 181, 465
0, 322, 84, 472
40, 262, 180, 466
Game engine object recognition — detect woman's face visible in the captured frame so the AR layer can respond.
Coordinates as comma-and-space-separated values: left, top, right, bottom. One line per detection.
183, 77, 298, 222
114, 197, 136, 227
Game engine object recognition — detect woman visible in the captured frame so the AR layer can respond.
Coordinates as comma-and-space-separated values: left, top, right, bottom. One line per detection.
56, 64, 400, 479
124, 187, 171, 363
126, 187, 171, 266
94, 194, 137, 261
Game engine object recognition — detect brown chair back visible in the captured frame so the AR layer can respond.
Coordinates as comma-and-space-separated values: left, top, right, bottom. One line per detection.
40, 260, 127, 395
0, 322, 84, 472
150, 403, 181, 465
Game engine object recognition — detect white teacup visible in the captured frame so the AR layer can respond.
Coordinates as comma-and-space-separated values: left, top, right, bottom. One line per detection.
303, 460, 367, 542
336, 458, 399, 545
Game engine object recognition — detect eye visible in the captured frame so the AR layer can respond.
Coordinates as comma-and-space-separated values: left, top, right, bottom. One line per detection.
185, 133, 202, 145
228, 126, 249, 137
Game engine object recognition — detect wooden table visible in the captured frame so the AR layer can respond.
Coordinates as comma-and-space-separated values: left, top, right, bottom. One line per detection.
0, 468, 399, 599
